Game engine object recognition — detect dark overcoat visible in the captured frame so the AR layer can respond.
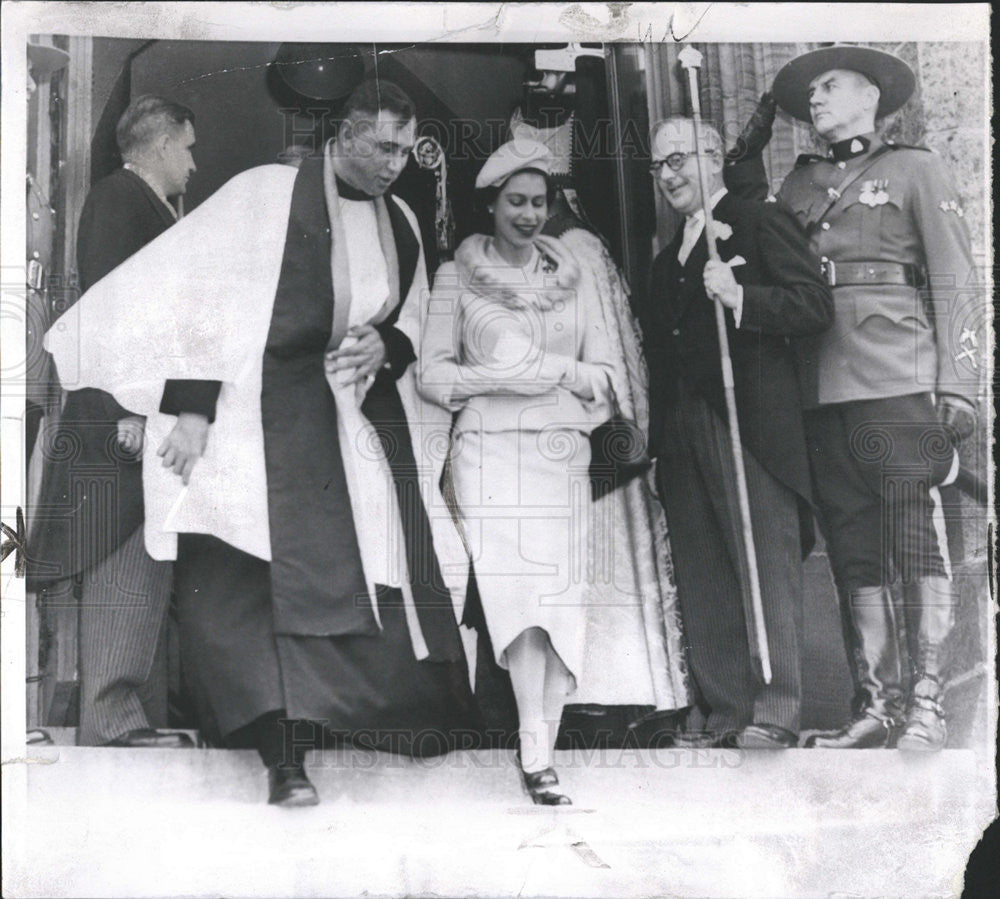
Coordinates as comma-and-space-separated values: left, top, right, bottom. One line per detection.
643, 191, 834, 554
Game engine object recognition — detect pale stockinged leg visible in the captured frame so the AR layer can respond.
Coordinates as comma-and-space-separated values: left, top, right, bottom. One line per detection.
507, 627, 551, 773
506, 627, 573, 806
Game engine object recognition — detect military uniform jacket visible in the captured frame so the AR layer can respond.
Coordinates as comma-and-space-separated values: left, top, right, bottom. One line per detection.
776, 136, 980, 408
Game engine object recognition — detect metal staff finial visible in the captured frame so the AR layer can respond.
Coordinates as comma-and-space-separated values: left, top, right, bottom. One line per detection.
677, 45, 703, 70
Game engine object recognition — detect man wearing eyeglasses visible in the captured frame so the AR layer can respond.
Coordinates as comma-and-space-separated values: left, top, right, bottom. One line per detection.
44, 79, 475, 806
641, 116, 832, 749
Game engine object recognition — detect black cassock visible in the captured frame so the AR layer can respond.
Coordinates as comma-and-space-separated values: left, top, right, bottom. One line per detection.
174, 158, 477, 754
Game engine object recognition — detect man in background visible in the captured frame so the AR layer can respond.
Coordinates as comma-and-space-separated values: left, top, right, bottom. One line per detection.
30, 95, 204, 748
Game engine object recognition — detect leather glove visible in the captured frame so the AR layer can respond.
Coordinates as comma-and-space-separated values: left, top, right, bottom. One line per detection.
937, 394, 977, 445
725, 92, 776, 163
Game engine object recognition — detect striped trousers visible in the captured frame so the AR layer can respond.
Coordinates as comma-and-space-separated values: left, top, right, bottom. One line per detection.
656, 389, 803, 734
48, 526, 173, 745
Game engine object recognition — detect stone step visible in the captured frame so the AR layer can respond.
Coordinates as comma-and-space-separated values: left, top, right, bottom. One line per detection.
8, 744, 991, 898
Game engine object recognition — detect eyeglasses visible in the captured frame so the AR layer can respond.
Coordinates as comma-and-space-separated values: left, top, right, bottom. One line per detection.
648, 150, 718, 176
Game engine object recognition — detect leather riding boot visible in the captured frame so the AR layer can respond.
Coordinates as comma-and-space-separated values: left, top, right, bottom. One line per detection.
805, 586, 904, 748
897, 576, 954, 751
833, 584, 870, 719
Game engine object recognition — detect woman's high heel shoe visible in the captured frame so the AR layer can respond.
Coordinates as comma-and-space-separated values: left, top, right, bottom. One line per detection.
517, 753, 572, 806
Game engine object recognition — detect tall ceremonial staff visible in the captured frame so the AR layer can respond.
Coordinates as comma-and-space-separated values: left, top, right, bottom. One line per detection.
677, 45, 772, 683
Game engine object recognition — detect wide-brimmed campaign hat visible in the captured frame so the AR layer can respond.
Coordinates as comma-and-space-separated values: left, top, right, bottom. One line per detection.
27, 40, 70, 78
475, 138, 552, 190
773, 44, 915, 122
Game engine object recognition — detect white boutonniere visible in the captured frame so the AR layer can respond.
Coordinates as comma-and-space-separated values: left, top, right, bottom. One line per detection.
726, 254, 747, 269
709, 221, 733, 241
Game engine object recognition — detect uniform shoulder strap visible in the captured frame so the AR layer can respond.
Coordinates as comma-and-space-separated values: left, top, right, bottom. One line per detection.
794, 153, 826, 168
805, 144, 897, 236
884, 140, 932, 152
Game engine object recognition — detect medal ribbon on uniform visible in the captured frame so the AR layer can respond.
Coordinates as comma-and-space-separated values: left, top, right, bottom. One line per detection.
859, 179, 889, 207
805, 144, 895, 236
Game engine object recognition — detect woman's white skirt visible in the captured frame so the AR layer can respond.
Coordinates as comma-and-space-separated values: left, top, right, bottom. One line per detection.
451, 427, 590, 688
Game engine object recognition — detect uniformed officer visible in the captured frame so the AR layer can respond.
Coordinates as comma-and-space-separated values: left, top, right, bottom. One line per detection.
772, 46, 981, 750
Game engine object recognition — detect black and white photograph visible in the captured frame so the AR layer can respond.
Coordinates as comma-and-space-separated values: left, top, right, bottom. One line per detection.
1, 3, 994, 896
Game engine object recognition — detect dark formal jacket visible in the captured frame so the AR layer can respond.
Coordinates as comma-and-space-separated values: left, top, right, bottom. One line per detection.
29, 169, 217, 586
77, 168, 176, 294
642, 191, 833, 549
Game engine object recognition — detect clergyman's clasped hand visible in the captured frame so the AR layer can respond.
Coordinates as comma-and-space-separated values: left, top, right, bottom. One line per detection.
324, 324, 387, 386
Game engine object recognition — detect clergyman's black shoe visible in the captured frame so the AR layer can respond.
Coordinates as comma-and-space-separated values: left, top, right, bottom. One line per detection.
737, 723, 798, 749
105, 728, 195, 749
268, 763, 320, 807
